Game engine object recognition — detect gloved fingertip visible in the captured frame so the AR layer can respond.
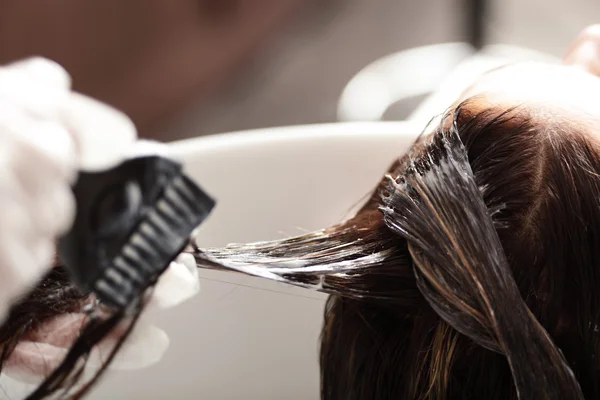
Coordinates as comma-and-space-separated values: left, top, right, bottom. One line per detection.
62, 93, 137, 172
31, 238, 55, 271
41, 184, 76, 236
0, 238, 43, 299
26, 180, 75, 239
148, 255, 200, 310
0, 57, 72, 120
176, 252, 197, 274
5, 57, 71, 90
17, 119, 78, 181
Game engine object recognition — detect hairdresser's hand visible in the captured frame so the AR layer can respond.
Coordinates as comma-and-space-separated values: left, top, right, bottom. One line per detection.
0, 57, 136, 322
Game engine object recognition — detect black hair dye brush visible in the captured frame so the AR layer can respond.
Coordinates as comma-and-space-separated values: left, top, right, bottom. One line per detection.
58, 155, 215, 311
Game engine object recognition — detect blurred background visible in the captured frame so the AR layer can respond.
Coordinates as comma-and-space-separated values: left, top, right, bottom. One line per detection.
0, 0, 598, 141
0, 2, 599, 398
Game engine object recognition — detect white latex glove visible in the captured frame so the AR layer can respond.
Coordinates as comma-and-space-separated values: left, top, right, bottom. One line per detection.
0, 57, 137, 323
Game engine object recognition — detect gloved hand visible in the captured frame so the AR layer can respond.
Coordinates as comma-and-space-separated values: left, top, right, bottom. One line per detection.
0, 57, 137, 323
0, 57, 201, 384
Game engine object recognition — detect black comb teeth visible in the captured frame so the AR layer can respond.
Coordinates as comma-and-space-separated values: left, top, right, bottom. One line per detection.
93, 175, 214, 309
59, 156, 215, 312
